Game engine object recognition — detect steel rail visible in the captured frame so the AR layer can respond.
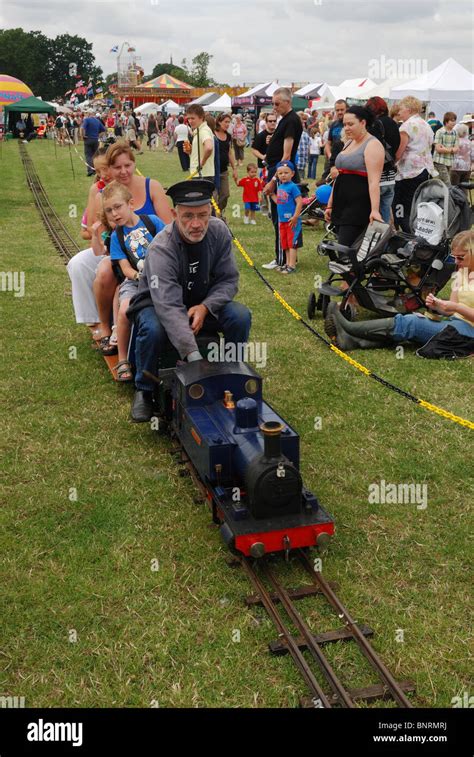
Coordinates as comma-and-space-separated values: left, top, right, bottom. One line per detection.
297, 549, 413, 708
261, 560, 355, 708
240, 557, 332, 707
20, 143, 80, 261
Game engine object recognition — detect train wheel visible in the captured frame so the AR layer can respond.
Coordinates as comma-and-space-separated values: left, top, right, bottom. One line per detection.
307, 292, 316, 320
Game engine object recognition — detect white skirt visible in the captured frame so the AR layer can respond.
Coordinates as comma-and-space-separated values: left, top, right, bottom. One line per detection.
66, 247, 104, 324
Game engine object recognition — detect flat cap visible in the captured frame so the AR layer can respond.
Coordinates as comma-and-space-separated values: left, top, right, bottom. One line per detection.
166, 179, 215, 206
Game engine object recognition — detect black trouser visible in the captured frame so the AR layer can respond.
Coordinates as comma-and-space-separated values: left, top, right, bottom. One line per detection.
177, 141, 190, 171
393, 169, 429, 233
84, 138, 98, 175
336, 225, 367, 247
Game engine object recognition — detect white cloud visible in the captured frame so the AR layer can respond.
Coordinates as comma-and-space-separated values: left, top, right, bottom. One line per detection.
1, 0, 472, 83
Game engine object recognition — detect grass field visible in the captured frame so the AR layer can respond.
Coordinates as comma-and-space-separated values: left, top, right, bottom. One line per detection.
1, 137, 472, 708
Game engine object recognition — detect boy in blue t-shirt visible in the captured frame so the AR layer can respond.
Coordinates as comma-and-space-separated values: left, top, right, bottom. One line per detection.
102, 181, 165, 381
271, 160, 303, 274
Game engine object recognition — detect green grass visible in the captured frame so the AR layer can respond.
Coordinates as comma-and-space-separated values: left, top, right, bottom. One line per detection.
0, 138, 472, 708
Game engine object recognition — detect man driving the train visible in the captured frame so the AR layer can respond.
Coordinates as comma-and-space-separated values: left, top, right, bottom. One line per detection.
127, 179, 252, 422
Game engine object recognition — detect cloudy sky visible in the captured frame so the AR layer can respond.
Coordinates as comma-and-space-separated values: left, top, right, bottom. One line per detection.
1, 0, 473, 85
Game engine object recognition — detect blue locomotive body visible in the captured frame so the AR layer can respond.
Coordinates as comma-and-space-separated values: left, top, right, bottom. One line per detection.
165, 361, 334, 557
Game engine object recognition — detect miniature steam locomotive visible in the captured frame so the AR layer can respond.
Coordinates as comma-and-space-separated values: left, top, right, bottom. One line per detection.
158, 361, 334, 558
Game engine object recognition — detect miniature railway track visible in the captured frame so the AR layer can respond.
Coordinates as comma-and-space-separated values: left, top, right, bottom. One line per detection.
19, 142, 81, 262
174, 443, 416, 709
241, 553, 415, 708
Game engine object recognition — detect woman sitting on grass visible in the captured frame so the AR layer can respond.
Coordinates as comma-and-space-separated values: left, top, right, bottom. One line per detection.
324, 230, 474, 354
66, 142, 172, 354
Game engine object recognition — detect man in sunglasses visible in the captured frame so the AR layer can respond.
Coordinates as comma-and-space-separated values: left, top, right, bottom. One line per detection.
260, 88, 302, 269
251, 113, 278, 217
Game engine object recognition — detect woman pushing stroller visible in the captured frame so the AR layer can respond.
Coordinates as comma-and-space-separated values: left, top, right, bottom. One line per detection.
324, 105, 385, 247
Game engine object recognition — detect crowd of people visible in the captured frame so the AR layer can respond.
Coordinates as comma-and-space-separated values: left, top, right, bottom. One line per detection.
62, 86, 472, 414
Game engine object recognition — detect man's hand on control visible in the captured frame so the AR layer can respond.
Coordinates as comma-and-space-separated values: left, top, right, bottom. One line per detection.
188, 303, 208, 335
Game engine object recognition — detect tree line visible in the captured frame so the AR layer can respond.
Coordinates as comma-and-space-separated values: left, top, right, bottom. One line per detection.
0, 28, 223, 99
0, 29, 103, 101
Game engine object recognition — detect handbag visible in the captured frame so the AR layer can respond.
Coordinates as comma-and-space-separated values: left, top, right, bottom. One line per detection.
235, 137, 246, 148
416, 325, 474, 359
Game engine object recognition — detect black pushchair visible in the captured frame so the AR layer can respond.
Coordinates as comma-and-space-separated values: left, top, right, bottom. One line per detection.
307, 178, 469, 321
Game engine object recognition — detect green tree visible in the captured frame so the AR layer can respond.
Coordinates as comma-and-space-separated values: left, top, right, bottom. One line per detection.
190, 52, 215, 87
144, 61, 191, 84
0, 28, 50, 97
0, 29, 102, 100
49, 34, 103, 100
105, 72, 118, 91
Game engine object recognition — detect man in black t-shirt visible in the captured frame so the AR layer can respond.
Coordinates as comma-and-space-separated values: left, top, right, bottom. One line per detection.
251, 113, 277, 168
261, 88, 303, 269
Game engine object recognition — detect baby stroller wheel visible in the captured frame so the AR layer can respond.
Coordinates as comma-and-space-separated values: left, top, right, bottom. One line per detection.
307, 292, 317, 320
339, 302, 357, 321
317, 293, 330, 318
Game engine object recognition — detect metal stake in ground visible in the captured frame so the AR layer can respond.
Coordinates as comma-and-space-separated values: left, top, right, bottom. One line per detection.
67, 138, 75, 181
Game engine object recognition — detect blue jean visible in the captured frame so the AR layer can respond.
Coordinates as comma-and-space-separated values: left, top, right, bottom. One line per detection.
393, 314, 474, 344
308, 154, 319, 179
379, 184, 395, 224
134, 301, 252, 391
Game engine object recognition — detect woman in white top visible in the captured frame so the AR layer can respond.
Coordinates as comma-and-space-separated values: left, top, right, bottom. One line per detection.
308, 128, 322, 179
173, 115, 192, 171
393, 96, 435, 232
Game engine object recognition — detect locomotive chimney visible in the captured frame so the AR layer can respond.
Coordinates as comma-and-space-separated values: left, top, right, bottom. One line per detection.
260, 421, 284, 459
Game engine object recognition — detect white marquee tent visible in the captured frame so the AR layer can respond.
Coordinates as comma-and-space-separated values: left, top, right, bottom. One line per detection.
294, 82, 325, 99
297, 78, 377, 109
134, 102, 158, 114
389, 58, 474, 120
203, 93, 232, 112
335, 78, 377, 100
353, 78, 408, 101
188, 92, 220, 106
159, 99, 182, 114
232, 81, 292, 106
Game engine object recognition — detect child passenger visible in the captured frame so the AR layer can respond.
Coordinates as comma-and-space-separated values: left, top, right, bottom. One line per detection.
102, 182, 164, 382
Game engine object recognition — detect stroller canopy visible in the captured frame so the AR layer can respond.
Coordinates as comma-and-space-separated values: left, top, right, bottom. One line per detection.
410, 178, 471, 241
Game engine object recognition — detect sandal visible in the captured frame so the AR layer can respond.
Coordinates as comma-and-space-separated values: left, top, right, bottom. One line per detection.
98, 336, 118, 356
115, 360, 133, 382
109, 325, 118, 347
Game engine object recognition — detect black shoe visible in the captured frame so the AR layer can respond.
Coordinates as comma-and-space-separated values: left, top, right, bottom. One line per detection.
131, 391, 154, 423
